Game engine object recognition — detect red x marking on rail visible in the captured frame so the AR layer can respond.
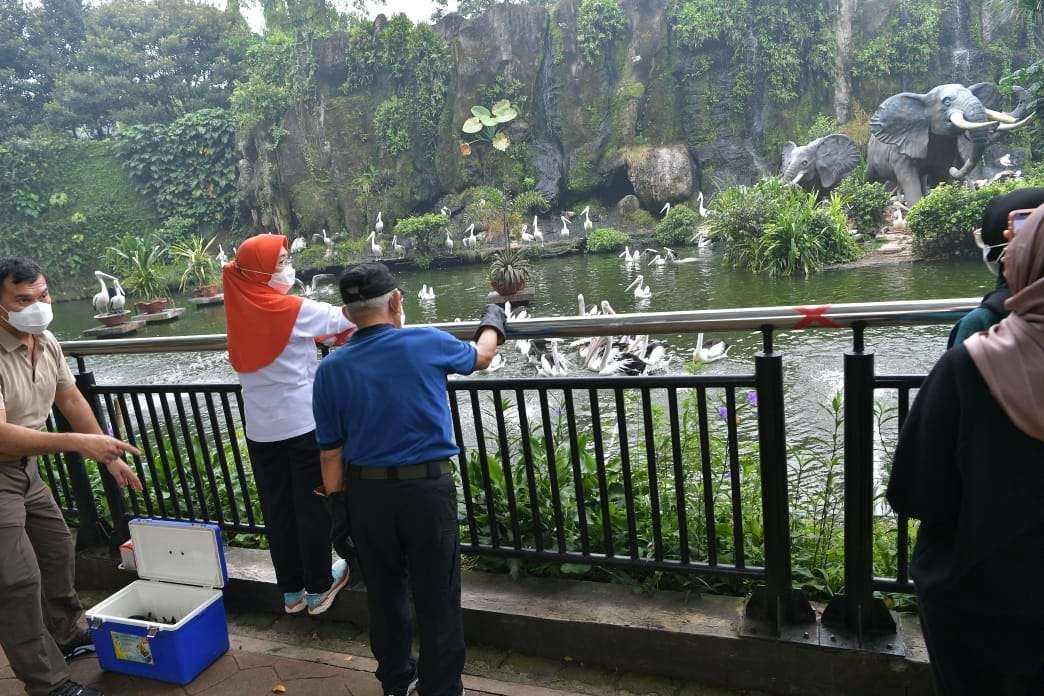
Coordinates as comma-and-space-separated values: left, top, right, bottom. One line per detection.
794, 305, 840, 329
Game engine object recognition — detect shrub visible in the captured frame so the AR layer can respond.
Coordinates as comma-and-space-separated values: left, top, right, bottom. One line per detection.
577, 0, 628, 65
835, 171, 892, 236
806, 114, 841, 142
394, 213, 449, 253
711, 179, 859, 276
655, 204, 700, 245
587, 227, 630, 253
511, 189, 550, 218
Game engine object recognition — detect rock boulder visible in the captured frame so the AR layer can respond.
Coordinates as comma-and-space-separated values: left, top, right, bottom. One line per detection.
626, 144, 694, 209
616, 194, 641, 215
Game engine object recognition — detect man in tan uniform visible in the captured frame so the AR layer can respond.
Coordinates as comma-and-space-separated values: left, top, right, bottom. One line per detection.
0, 257, 141, 696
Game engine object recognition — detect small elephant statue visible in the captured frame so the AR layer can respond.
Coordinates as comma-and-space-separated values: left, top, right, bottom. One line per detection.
866, 83, 1033, 205
781, 134, 861, 195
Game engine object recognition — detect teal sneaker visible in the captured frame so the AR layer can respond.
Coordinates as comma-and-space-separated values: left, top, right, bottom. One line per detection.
283, 589, 306, 614
306, 559, 349, 616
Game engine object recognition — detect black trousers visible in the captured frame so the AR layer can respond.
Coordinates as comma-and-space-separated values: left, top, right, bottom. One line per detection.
346, 472, 465, 696
246, 431, 333, 594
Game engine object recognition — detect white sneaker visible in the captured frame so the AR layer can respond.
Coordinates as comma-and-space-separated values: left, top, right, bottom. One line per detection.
306, 559, 349, 616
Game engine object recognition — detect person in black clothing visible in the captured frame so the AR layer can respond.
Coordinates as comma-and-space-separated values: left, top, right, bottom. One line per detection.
887, 205, 1044, 694
948, 187, 1044, 347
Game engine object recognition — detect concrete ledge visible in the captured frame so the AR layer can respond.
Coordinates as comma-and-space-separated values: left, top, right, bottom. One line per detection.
75, 546, 931, 695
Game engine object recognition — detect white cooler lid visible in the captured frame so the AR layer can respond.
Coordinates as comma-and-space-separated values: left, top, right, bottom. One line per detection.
129, 518, 226, 588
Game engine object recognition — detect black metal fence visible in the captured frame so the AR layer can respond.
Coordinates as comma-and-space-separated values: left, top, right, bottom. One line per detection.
46, 298, 979, 647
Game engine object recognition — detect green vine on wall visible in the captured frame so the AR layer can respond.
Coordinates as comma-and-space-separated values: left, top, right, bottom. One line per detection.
577, 0, 629, 66
117, 109, 239, 228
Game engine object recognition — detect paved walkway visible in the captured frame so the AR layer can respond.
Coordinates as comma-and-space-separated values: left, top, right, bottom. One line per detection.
0, 634, 585, 696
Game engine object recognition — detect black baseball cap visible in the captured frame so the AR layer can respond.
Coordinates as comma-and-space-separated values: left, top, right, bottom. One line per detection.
980, 187, 1044, 255
338, 263, 399, 304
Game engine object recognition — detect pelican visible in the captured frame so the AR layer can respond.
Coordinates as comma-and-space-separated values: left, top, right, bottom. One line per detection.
216, 244, 228, 266
291, 236, 307, 253
322, 228, 334, 258
520, 224, 534, 244
892, 204, 907, 232
392, 235, 405, 256
559, 216, 570, 238
375, 212, 384, 235
581, 206, 593, 232
600, 300, 617, 315
537, 340, 569, 377
462, 224, 477, 248
532, 216, 544, 244
998, 153, 1013, 167
625, 274, 652, 299
696, 191, 708, 218
302, 273, 334, 298
659, 202, 671, 218
109, 279, 126, 313
418, 284, 436, 301
478, 351, 505, 373
693, 333, 731, 363
92, 272, 111, 315
619, 246, 641, 264
690, 231, 711, 248
444, 229, 454, 250
368, 231, 383, 258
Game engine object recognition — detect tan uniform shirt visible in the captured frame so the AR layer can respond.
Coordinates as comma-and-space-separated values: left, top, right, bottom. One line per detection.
0, 327, 75, 464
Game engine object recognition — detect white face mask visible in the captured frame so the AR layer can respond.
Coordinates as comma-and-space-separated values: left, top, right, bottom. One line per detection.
3, 301, 54, 334
268, 265, 295, 294
972, 229, 1007, 276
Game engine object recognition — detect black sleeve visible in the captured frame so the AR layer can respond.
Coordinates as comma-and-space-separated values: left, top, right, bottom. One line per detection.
885, 349, 963, 528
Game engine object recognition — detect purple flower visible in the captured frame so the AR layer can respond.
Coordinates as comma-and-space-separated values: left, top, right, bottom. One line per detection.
717, 406, 729, 421
746, 390, 758, 407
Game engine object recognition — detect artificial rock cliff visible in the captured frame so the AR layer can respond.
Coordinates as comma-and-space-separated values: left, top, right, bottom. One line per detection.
237, 0, 1039, 236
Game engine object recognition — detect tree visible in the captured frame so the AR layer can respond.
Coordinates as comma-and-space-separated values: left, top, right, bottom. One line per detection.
45, 0, 248, 137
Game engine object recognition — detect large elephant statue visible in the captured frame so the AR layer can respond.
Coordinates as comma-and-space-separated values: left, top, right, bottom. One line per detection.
866, 83, 1033, 205
781, 134, 861, 195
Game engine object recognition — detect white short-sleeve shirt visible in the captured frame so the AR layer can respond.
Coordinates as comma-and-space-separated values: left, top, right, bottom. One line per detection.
236, 298, 351, 443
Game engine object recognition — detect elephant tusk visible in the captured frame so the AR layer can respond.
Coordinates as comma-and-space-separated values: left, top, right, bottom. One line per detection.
949, 111, 997, 130
790, 170, 807, 185
984, 108, 1018, 124
996, 113, 1035, 131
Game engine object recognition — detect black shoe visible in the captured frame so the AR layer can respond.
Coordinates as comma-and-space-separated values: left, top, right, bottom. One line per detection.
48, 680, 103, 696
61, 632, 97, 662
384, 675, 418, 696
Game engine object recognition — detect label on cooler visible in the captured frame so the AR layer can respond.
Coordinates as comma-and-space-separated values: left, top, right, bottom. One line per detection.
110, 631, 155, 665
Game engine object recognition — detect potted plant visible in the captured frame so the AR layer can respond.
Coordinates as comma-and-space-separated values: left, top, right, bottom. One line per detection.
171, 236, 220, 297
108, 238, 172, 313
489, 246, 530, 296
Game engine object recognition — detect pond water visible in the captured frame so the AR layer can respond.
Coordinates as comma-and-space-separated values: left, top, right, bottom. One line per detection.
55, 249, 990, 440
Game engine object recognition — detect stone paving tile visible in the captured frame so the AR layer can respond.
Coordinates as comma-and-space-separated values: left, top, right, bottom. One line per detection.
182, 655, 239, 695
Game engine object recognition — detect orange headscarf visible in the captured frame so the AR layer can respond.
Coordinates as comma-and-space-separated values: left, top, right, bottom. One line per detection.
223, 234, 303, 373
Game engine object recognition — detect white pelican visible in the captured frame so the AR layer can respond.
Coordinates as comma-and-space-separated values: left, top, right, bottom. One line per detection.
625, 274, 652, 299
892, 204, 907, 232
368, 231, 383, 258
462, 224, 477, 248
537, 340, 569, 377
392, 235, 405, 256
600, 300, 617, 315
290, 236, 307, 253
479, 351, 505, 373
298, 273, 334, 298
696, 191, 708, 218
690, 231, 711, 248
559, 216, 570, 238
581, 206, 593, 232
418, 284, 436, 301
92, 272, 111, 315
520, 224, 534, 244
659, 202, 671, 218
217, 244, 228, 266
322, 228, 334, 258
444, 229, 454, 250
998, 153, 1014, 167
375, 212, 384, 235
532, 216, 544, 244
693, 333, 731, 363
109, 279, 126, 313
619, 246, 641, 264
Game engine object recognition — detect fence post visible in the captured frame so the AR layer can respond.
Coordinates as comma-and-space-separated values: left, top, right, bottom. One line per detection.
822, 323, 896, 646
744, 327, 815, 638
74, 369, 131, 549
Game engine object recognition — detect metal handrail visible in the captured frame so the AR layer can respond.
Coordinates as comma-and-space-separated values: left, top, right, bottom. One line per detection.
61, 297, 980, 356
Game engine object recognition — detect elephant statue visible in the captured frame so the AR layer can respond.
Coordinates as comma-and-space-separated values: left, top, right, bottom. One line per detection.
866, 83, 1033, 205
780, 134, 861, 195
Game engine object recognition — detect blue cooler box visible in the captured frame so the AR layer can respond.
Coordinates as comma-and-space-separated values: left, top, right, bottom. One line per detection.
86, 519, 230, 684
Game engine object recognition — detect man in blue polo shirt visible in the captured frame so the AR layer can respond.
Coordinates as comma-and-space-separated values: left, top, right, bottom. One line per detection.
313, 263, 505, 696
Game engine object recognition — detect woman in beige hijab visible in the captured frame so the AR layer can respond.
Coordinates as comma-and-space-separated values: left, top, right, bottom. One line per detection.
887, 204, 1044, 695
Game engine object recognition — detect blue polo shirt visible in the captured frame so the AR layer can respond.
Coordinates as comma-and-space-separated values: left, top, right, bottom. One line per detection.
312, 323, 477, 467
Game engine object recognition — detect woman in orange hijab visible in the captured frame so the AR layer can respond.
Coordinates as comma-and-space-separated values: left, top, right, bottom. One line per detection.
224, 233, 354, 616
887, 205, 1044, 694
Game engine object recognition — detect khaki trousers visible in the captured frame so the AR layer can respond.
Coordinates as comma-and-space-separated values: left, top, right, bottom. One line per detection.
0, 458, 84, 696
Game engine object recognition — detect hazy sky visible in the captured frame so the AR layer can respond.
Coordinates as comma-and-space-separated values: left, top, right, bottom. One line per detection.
235, 0, 451, 31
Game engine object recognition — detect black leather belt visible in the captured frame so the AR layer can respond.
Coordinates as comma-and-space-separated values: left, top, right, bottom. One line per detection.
347, 460, 451, 481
